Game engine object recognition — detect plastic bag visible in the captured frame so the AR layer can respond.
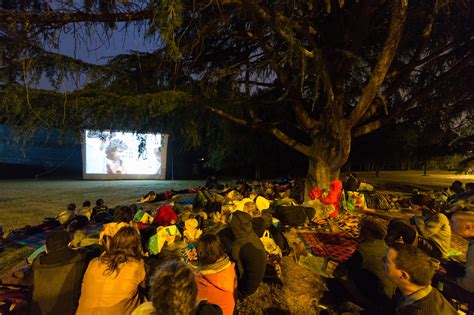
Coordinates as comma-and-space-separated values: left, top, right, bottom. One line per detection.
260, 230, 282, 257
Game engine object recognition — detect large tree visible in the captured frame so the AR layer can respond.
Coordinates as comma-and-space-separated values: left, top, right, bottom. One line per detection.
0, 0, 472, 191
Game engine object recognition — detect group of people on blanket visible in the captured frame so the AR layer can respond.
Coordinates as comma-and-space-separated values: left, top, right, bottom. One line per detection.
320, 179, 474, 314
2, 177, 474, 315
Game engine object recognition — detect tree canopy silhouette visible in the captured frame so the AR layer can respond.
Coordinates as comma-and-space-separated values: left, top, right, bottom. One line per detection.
0, 0, 472, 189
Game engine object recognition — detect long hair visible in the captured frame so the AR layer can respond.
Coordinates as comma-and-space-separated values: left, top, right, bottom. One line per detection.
150, 260, 197, 315
100, 226, 142, 276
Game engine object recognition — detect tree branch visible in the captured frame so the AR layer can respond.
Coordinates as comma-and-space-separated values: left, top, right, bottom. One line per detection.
354, 54, 474, 137
290, 99, 321, 136
348, 0, 408, 128
207, 106, 248, 125
353, 119, 383, 137
0, 8, 156, 26
269, 126, 311, 157
394, 54, 474, 117
244, 1, 316, 60
207, 103, 311, 156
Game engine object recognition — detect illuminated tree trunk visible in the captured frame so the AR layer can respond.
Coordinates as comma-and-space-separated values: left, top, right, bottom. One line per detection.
304, 125, 351, 200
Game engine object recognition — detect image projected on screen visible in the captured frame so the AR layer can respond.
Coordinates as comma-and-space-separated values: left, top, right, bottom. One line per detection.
84, 130, 164, 176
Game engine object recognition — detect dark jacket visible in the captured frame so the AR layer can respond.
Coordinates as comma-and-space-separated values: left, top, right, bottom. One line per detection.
230, 211, 267, 297
31, 249, 88, 315
251, 210, 273, 237
394, 287, 457, 315
273, 205, 315, 226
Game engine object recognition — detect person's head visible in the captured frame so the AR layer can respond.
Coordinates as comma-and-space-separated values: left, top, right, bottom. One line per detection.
150, 260, 198, 315
46, 231, 71, 253
67, 203, 76, 211
113, 205, 133, 223
101, 226, 142, 275
105, 138, 128, 161
96, 198, 104, 206
450, 180, 464, 194
383, 243, 436, 290
196, 233, 226, 266
450, 211, 474, 239
411, 194, 439, 215
230, 210, 254, 238
82, 200, 91, 207
358, 216, 386, 241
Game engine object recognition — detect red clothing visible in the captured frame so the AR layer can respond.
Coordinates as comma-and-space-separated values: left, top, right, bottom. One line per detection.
152, 205, 178, 226
196, 261, 237, 315
309, 179, 343, 218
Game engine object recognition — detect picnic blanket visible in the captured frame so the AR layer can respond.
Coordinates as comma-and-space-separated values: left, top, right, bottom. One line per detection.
298, 232, 357, 262
172, 193, 196, 205
333, 211, 364, 238
12, 223, 103, 249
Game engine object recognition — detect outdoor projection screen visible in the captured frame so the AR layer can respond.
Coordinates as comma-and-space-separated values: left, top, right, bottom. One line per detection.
82, 130, 168, 180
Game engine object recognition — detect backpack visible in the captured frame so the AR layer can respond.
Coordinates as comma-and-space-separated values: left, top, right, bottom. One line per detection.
260, 230, 282, 257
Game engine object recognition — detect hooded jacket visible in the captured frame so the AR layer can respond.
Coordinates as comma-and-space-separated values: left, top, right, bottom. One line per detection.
153, 205, 178, 226
309, 179, 343, 218
229, 211, 267, 297
31, 231, 88, 315
196, 257, 237, 315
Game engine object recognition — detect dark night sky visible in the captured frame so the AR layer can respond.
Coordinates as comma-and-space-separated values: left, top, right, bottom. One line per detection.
37, 22, 160, 90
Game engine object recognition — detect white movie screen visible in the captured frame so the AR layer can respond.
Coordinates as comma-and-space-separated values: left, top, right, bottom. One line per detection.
83, 130, 167, 179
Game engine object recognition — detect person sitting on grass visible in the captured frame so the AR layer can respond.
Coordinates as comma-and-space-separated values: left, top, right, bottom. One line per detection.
321, 216, 396, 313
91, 198, 111, 223
448, 180, 465, 197
385, 196, 451, 260
57, 203, 76, 226
383, 243, 456, 314
31, 231, 89, 315
447, 210, 474, 292
99, 205, 137, 251
132, 259, 222, 315
76, 226, 145, 315
67, 200, 93, 231
229, 210, 267, 298
195, 233, 237, 315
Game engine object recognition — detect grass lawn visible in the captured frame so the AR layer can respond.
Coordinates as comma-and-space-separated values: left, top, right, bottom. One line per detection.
1, 170, 472, 231
0, 171, 472, 313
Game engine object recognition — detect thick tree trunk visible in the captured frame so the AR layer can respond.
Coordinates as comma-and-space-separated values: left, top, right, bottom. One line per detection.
303, 129, 350, 200
304, 157, 342, 200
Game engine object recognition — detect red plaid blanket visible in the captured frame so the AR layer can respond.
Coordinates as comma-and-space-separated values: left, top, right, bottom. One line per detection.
298, 232, 357, 262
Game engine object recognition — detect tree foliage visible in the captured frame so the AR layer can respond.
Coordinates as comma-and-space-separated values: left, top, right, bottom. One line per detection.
0, 0, 472, 186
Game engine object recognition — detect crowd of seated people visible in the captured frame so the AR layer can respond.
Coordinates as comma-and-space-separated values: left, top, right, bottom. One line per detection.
3, 178, 474, 314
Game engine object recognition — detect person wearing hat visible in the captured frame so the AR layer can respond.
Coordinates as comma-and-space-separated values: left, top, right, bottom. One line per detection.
31, 230, 89, 315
